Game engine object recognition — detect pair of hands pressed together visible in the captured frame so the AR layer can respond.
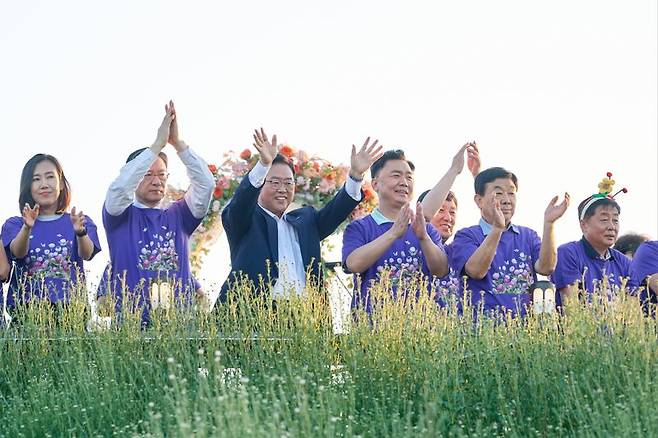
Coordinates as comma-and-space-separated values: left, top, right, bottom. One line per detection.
154, 100, 186, 152
252, 128, 384, 182
389, 203, 431, 242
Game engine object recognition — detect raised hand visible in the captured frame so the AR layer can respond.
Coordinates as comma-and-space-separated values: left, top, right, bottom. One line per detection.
253, 128, 279, 166
544, 193, 570, 224
467, 142, 481, 177
167, 100, 185, 151
22, 203, 39, 229
350, 137, 383, 180
70, 207, 87, 235
411, 202, 430, 242
154, 103, 175, 150
490, 197, 506, 230
389, 204, 412, 239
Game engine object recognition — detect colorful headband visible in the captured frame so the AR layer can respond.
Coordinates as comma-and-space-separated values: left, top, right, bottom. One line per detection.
579, 172, 627, 221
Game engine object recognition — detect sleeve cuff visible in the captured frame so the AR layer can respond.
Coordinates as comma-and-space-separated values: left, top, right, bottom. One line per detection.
249, 161, 270, 188
345, 176, 363, 201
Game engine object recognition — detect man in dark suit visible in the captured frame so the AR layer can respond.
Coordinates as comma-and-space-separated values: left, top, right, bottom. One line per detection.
219, 128, 382, 302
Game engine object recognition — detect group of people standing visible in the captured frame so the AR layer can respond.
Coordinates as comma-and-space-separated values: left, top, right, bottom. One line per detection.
1, 102, 656, 327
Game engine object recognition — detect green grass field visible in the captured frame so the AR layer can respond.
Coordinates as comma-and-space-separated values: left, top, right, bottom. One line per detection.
1, 283, 657, 437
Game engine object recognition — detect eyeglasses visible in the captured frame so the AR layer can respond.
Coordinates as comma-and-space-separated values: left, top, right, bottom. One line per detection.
144, 172, 169, 181
265, 178, 295, 190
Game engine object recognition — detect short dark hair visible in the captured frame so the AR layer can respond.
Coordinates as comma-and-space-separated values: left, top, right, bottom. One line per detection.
126, 147, 168, 167
417, 190, 458, 207
19, 154, 71, 213
272, 154, 295, 174
474, 167, 518, 196
370, 149, 415, 179
577, 196, 621, 221
614, 233, 648, 257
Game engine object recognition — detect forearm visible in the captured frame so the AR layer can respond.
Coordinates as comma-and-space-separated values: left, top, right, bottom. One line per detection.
464, 230, 502, 279
105, 148, 157, 215
559, 284, 579, 306
420, 167, 459, 219
535, 222, 557, 275
419, 238, 448, 277
9, 225, 32, 259
345, 231, 398, 273
179, 146, 216, 219
77, 235, 96, 261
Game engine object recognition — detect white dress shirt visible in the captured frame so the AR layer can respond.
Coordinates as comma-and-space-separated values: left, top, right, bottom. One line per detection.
105, 147, 215, 218
248, 161, 362, 298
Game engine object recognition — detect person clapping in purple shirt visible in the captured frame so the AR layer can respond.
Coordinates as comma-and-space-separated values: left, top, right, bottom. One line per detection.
451, 167, 569, 318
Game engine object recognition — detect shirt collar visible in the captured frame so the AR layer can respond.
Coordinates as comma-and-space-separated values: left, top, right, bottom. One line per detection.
133, 200, 162, 209
258, 203, 288, 222
580, 237, 613, 261
479, 218, 519, 236
37, 214, 64, 222
371, 208, 394, 225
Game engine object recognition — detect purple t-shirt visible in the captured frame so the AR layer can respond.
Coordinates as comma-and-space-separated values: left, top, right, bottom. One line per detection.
342, 210, 445, 311
1, 214, 101, 307
450, 220, 541, 317
551, 238, 632, 303
101, 200, 201, 307
432, 243, 461, 306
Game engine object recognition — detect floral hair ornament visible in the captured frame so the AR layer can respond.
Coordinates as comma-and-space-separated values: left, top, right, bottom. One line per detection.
578, 172, 627, 221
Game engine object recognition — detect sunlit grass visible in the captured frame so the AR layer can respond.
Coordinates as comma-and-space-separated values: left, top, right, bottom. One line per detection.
0, 278, 657, 436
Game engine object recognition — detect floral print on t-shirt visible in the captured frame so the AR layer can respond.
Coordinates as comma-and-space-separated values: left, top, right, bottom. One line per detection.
26, 235, 73, 279
490, 250, 534, 295
375, 240, 424, 288
137, 227, 179, 272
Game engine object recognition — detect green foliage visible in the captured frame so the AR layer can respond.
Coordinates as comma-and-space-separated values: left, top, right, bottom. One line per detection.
1, 282, 657, 437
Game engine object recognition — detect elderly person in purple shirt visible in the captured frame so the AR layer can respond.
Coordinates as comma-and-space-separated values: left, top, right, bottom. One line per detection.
552, 178, 633, 306
98, 101, 215, 322
451, 167, 569, 317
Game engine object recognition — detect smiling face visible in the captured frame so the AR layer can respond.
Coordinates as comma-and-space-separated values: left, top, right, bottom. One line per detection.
258, 163, 295, 217
474, 177, 517, 226
135, 157, 168, 207
430, 198, 458, 241
31, 160, 61, 214
372, 159, 414, 210
580, 204, 620, 253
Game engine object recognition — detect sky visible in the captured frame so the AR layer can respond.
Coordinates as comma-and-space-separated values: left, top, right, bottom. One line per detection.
1, 0, 656, 292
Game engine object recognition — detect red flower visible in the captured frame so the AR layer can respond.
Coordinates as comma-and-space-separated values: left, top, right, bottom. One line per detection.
208, 164, 217, 173
280, 145, 294, 158
213, 186, 223, 199
294, 164, 300, 174
240, 149, 252, 160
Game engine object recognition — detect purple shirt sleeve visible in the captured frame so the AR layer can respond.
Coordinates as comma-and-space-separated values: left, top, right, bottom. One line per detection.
2, 217, 25, 259
450, 227, 481, 277
630, 241, 658, 292
342, 219, 367, 272
84, 214, 102, 259
169, 199, 202, 236
551, 243, 581, 291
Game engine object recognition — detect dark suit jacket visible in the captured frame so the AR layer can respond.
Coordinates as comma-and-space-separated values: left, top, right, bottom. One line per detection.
219, 174, 361, 301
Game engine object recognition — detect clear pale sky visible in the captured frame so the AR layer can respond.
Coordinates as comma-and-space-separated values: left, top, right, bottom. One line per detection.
1, 1, 656, 291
